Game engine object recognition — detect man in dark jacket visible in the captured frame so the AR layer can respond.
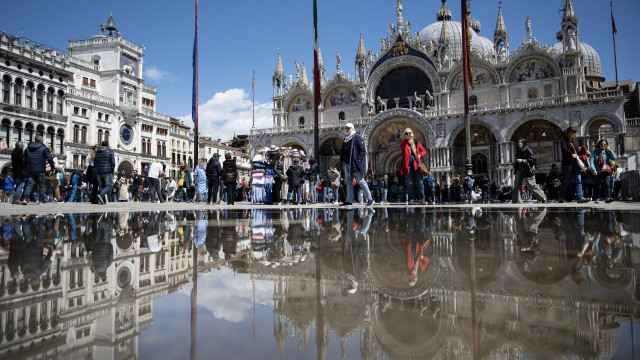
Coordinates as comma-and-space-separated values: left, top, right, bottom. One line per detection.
93, 140, 116, 204
11, 141, 25, 204
340, 123, 373, 209
286, 157, 305, 204
205, 153, 222, 204
22, 135, 56, 205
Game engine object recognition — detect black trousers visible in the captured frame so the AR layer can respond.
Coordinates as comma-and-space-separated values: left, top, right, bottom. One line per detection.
273, 177, 282, 203
207, 177, 219, 203
225, 182, 235, 205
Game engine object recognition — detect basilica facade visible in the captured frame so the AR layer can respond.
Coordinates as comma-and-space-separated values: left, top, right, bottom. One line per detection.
251, 0, 627, 185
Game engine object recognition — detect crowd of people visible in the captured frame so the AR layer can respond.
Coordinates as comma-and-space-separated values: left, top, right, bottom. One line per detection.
0, 125, 624, 207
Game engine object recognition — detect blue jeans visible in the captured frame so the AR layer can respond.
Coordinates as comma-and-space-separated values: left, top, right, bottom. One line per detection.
309, 180, 317, 203
287, 185, 302, 203
343, 164, 371, 203
68, 185, 77, 202
404, 165, 424, 202
381, 188, 388, 202
13, 177, 25, 201
323, 187, 331, 202
97, 173, 113, 198
24, 172, 45, 202
559, 163, 583, 201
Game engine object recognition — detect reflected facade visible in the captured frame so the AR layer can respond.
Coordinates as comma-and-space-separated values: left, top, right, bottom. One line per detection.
0, 207, 638, 359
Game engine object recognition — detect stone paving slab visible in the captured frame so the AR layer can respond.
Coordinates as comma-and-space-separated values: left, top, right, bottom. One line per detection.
1, 200, 640, 216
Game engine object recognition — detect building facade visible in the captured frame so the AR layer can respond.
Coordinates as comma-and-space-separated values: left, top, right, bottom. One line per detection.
251, 0, 630, 185
0, 14, 172, 176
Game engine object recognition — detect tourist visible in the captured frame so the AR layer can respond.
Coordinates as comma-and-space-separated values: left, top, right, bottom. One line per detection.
3, 173, 14, 202
67, 168, 80, 202
10, 142, 25, 204
93, 141, 115, 204
205, 153, 222, 204
272, 153, 285, 205
423, 172, 435, 204
85, 145, 100, 204
340, 123, 374, 209
117, 172, 129, 202
286, 157, 305, 204
22, 135, 56, 205
321, 171, 332, 203
558, 126, 589, 203
399, 128, 426, 205
512, 139, 546, 203
177, 163, 192, 203
44, 147, 63, 203
131, 170, 142, 202
305, 157, 319, 204
221, 153, 238, 205
328, 166, 341, 204
589, 139, 616, 203
193, 158, 208, 203
146, 160, 164, 203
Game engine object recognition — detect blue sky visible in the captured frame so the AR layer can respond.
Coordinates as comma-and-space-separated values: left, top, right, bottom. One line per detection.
2, 0, 638, 141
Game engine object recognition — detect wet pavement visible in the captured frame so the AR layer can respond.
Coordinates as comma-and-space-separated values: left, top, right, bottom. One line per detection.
0, 206, 639, 359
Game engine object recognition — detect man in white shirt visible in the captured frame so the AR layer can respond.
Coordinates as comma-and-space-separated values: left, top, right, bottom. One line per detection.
147, 161, 164, 203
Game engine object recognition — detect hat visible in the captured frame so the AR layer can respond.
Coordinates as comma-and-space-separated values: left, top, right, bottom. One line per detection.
344, 122, 354, 129
101, 140, 109, 146
212, 153, 219, 157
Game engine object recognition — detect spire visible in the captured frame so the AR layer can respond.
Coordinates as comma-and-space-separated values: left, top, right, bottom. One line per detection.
439, 18, 450, 44
356, 32, 366, 60
494, 4, 507, 38
437, 0, 452, 22
563, 0, 577, 23
301, 61, 309, 84
274, 50, 284, 77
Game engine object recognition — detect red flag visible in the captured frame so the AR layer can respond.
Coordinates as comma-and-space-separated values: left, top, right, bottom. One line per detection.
251, 73, 255, 93
611, 7, 618, 35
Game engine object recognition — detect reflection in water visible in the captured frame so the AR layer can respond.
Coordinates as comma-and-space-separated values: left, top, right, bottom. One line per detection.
0, 207, 638, 359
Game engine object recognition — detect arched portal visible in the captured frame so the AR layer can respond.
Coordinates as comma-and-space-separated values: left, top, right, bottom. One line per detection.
117, 160, 134, 176
319, 137, 343, 170
368, 117, 429, 176
452, 124, 496, 176
511, 120, 564, 170
587, 118, 616, 149
375, 66, 433, 113
282, 142, 307, 156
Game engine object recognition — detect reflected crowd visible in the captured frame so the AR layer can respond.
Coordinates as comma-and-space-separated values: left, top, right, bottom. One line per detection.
0, 206, 638, 359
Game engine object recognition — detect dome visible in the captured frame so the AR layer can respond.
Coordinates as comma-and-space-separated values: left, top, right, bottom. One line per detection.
551, 41, 602, 79
419, 20, 496, 59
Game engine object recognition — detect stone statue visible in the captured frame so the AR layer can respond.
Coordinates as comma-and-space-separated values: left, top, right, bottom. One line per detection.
289, 74, 293, 86
100, 22, 107, 35
376, 96, 388, 111
413, 91, 422, 111
295, 61, 300, 79
405, 21, 411, 34
336, 52, 341, 71
360, 87, 366, 103
425, 90, 434, 108
388, 24, 395, 34
567, 29, 576, 51
396, 0, 403, 19
525, 17, 532, 42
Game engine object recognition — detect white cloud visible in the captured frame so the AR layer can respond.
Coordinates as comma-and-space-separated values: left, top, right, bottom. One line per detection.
144, 66, 176, 83
180, 88, 272, 142
178, 267, 273, 323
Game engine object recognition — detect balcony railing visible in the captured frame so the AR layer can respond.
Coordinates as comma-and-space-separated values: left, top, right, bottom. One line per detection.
251, 88, 623, 136
68, 88, 115, 105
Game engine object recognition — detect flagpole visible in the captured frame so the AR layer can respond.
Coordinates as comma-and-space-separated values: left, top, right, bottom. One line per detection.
313, 0, 320, 161
252, 70, 255, 128
610, 1, 619, 87
192, 0, 199, 168
461, 0, 472, 175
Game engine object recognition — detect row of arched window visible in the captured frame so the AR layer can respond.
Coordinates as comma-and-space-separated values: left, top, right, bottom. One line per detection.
141, 139, 167, 157
1, 75, 65, 115
0, 119, 64, 154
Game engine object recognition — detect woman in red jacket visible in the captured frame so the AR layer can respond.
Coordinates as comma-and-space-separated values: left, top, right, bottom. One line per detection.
399, 128, 427, 205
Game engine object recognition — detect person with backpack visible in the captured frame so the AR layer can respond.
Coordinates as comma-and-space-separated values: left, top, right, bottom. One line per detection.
512, 138, 546, 203
588, 138, 617, 203
462, 171, 475, 204
67, 168, 80, 203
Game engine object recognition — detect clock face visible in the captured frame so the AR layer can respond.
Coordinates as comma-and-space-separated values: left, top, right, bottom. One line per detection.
120, 124, 133, 145
117, 267, 131, 288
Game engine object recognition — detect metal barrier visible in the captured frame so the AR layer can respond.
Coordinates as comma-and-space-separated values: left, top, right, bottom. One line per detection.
620, 170, 640, 201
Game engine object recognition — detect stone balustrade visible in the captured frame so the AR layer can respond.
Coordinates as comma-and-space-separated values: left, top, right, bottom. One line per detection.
68, 88, 114, 106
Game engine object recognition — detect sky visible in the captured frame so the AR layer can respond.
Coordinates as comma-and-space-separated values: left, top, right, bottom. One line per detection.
2, 0, 639, 142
